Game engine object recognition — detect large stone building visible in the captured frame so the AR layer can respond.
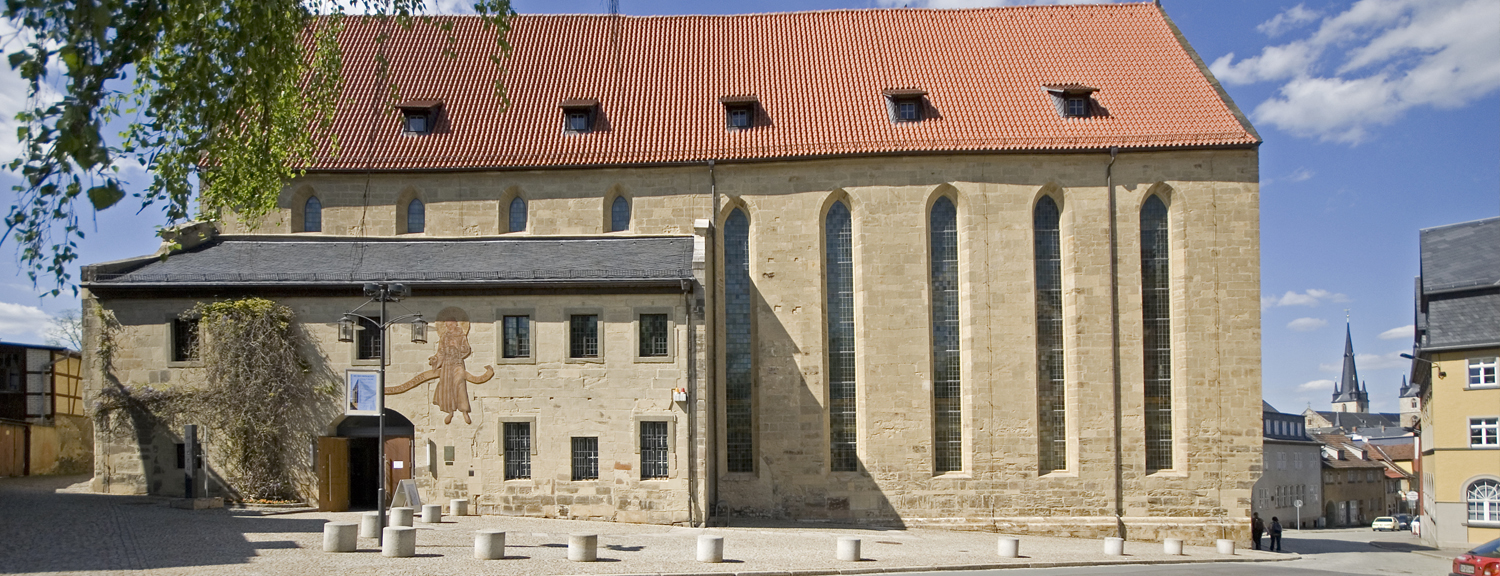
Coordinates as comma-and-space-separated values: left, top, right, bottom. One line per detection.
82, 3, 1263, 544
1255, 403, 1321, 529
1410, 216, 1500, 548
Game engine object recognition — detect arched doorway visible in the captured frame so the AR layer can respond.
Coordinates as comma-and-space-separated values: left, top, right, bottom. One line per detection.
317, 409, 414, 511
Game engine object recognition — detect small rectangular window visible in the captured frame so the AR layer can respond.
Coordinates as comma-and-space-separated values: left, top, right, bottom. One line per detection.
639, 314, 669, 357
569, 315, 599, 358
727, 106, 752, 129
1471, 357, 1498, 387
503, 422, 531, 480
640, 421, 668, 479
357, 316, 382, 360
502, 316, 531, 359
897, 99, 919, 121
403, 112, 429, 134
565, 110, 591, 133
1065, 97, 1089, 117
172, 318, 200, 362
1472, 417, 1499, 447
571, 437, 598, 480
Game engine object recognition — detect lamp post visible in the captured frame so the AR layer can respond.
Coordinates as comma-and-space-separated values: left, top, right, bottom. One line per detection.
338, 282, 426, 544
1399, 353, 1446, 379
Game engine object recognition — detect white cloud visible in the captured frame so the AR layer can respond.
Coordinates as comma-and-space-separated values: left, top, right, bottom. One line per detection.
1378, 324, 1415, 340
1262, 288, 1350, 309
1287, 168, 1315, 182
1257, 4, 1321, 37
1210, 0, 1500, 143
1298, 379, 1334, 392
1287, 317, 1328, 332
0, 301, 52, 343
1357, 351, 1408, 371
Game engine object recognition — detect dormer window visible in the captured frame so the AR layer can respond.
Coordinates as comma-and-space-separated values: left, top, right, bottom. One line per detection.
1043, 84, 1099, 118
720, 95, 759, 130
397, 99, 443, 135
882, 88, 928, 123
560, 98, 599, 133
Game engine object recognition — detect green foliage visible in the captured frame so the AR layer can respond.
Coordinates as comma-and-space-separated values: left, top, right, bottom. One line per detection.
3, 0, 513, 295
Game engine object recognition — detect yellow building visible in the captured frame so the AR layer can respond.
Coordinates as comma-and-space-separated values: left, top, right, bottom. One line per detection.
1412, 216, 1500, 548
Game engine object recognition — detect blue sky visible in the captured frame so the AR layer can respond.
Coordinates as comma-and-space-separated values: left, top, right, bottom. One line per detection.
1, 0, 1497, 415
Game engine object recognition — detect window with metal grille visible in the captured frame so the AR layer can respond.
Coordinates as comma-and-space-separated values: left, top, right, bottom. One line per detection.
639, 314, 668, 357
640, 421, 669, 479
303, 196, 322, 232
357, 315, 382, 361
1034, 196, 1066, 474
1472, 418, 1499, 447
930, 197, 962, 473
406, 199, 425, 234
508, 197, 527, 233
826, 201, 858, 473
1472, 357, 1498, 387
724, 209, 754, 473
502, 316, 530, 358
571, 437, 598, 480
1141, 196, 1172, 471
610, 196, 630, 232
569, 315, 599, 358
503, 422, 531, 480
172, 318, 200, 362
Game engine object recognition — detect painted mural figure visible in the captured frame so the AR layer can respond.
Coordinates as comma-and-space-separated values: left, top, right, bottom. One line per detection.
388, 307, 495, 424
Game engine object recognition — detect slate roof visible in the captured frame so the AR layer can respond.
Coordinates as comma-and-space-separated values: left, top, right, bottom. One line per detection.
303, 3, 1258, 171
1419, 217, 1500, 350
83, 236, 694, 288
1310, 411, 1400, 431
1331, 324, 1367, 404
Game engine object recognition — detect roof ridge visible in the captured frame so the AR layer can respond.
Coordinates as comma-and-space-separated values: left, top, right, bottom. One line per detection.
324, 4, 1153, 21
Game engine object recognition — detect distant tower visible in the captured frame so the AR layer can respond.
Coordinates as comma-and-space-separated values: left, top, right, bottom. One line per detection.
1331, 321, 1370, 413
1399, 375, 1422, 428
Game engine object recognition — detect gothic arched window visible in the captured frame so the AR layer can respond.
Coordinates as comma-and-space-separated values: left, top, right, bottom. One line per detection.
508, 197, 527, 233
724, 209, 753, 473
1141, 195, 1172, 470
406, 199, 425, 234
303, 196, 322, 233
1034, 195, 1065, 473
825, 201, 857, 472
610, 196, 630, 232
930, 196, 961, 473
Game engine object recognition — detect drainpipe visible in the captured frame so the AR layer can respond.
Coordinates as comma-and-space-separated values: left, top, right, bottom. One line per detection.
1106, 146, 1124, 539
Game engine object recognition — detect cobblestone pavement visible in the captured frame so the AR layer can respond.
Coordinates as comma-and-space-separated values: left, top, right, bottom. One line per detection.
0, 475, 1291, 576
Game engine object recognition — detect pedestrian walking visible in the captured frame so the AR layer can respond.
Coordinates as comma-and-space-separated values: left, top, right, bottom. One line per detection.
1269, 516, 1284, 552
1250, 512, 1264, 550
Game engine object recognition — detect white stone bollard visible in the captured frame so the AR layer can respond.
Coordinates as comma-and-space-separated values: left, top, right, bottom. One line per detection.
475, 529, 505, 560
1103, 537, 1125, 556
998, 536, 1020, 558
450, 498, 469, 517
382, 526, 416, 557
697, 535, 724, 563
389, 507, 414, 527
568, 534, 598, 562
1163, 538, 1184, 555
421, 504, 443, 524
836, 537, 862, 561
322, 522, 357, 552
359, 512, 381, 538
1216, 538, 1235, 555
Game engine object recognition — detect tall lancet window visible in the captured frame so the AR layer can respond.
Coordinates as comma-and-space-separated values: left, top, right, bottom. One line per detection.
825, 201, 858, 472
303, 196, 322, 233
406, 199, 425, 234
724, 209, 754, 473
929, 197, 962, 473
610, 196, 630, 232
1034, 196, 1066, 474
1141, 196, 1173, 471
508, 197, 527, 233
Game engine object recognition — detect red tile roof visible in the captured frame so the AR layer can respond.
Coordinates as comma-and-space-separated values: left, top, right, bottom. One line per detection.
308, 3, 1258, 171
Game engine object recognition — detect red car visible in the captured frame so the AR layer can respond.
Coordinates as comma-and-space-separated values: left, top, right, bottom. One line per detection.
1454, 537, 1500, 576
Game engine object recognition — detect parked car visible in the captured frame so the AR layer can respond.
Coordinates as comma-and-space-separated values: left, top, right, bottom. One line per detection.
1394, 513, 1412, 530
1371, 517, 1398, 531
1452, 537, 1500, 576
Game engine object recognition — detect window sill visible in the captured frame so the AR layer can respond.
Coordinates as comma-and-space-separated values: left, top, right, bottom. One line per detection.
496, 356, 536, 365
166, 361, 203, 369
1465, 520, 1500, 528
933, 472, 971, 480
565, 357, 604, 364
1039, 470, 1078, 479
352, 358, 383, 367
1468, 445, 1500, 449
1148, 469, 1189, 479
634, 355, 675, 364
1466, 385, 1500, 391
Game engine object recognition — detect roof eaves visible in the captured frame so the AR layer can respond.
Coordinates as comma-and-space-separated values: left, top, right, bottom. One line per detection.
1156, 3, 1262, 144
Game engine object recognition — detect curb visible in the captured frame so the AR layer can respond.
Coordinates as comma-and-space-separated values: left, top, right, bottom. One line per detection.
1369, 540, 1458, 560
559, 554, 1301, 576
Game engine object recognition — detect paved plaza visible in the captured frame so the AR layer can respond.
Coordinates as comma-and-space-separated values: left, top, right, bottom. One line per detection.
0, 475, 1291, 575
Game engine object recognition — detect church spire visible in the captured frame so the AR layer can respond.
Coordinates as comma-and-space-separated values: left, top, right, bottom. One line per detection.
1332, 315, 1370, 413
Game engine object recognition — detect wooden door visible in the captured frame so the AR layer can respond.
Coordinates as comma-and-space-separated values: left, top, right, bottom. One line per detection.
0, 422, 26, 477
385, 436, 412, 498
317, 437, 349, 512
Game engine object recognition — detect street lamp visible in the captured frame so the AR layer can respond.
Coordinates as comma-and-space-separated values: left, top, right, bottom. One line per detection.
1399, 353, 1446, 379
338, 282, 424, 544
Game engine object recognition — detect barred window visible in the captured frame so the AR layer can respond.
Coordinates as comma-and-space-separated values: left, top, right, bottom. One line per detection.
406, 199, 425, 234
503, 422, 531, 480
724, 209, 755, 473
826, 201, 858, 473
571, 437, 599, 480
303, 196, 322, 232
640, 421, 669, 479
502, 316, 530, 358
1472, 418, 1499, 447
610, 196, 630, 232
508, 197, 527, 233
356, 315, 382, 361
172, 317, 200, 362
569, 315, 599, 358
1034, 195, 1066, 474
639, 314, 669, 357
1469, 479, 1500, 522
930, 197, 962, 473
1141, 195, 1173, 471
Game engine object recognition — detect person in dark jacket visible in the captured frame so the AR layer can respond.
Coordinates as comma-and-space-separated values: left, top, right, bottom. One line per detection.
1251, 512, 1265, 550
1269, 516, 1284, 551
